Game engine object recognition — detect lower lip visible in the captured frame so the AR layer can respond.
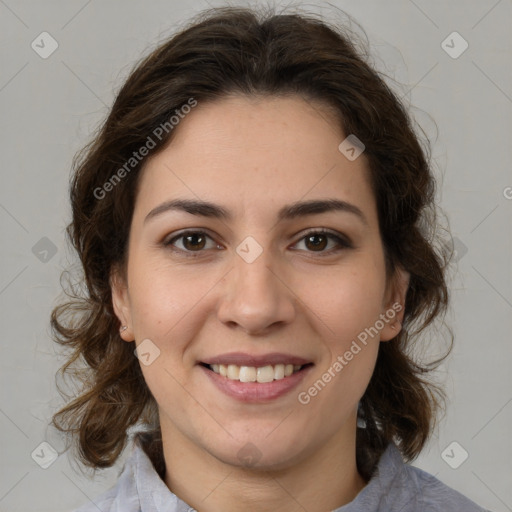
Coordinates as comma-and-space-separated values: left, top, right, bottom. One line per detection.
199, 364, 313, 403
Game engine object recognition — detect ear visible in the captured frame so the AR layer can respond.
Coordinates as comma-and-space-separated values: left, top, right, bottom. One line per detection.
379, 266, 410, 342
110, 264, 135, 342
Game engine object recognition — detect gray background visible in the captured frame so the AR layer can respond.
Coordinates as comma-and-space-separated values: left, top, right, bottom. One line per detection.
1, 0, 511, 511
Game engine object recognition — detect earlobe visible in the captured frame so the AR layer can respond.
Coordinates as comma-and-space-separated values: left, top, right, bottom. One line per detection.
380, 266, 410, 342
110, 267, 135, 342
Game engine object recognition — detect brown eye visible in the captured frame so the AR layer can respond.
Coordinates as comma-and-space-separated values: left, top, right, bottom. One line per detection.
182, 232, 207, 251
304, 233, 328, 251
164, 231, 219, 255
293, 229, 352, 255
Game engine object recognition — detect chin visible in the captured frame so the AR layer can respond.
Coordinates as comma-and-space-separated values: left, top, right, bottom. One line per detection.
206, 431, 308, 471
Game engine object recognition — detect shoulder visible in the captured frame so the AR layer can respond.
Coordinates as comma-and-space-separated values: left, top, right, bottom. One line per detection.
71, 435, 191, 512
71, 445, 141, 512
402, 462, 490, 511
368, 442, 491, 512
72, 488, 123, 512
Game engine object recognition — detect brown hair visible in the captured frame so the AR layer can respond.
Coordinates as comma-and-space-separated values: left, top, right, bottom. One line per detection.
51, 5, 452, 480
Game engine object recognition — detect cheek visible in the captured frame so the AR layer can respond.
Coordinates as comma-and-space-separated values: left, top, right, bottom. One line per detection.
127, 256, 206, 339
128, 265, 198, 411
126, 258, 221, 397
294, 260, 385, 395
296, 261, 386, 342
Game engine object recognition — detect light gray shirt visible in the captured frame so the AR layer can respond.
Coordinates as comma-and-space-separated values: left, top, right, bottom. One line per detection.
74, 439, 491, 512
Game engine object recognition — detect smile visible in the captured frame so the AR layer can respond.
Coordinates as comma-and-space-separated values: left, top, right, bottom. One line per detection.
199, 362, 314, 402
202, 363, 312, 383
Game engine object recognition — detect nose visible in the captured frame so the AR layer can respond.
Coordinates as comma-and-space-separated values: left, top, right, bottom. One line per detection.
216, 244, 296, 335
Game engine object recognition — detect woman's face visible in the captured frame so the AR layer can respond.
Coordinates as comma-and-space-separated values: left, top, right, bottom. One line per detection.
112, 94, 408, 470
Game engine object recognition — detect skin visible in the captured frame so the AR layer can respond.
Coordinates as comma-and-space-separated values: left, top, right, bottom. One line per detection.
111, 94, 409, 512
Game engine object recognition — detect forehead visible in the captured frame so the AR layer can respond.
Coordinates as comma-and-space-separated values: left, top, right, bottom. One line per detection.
133, 94, 377, 228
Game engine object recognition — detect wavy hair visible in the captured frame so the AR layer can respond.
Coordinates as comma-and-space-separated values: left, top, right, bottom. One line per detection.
51, 5, 452, 480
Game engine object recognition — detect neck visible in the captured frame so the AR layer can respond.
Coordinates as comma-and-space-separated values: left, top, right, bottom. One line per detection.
160, 414, 367, 512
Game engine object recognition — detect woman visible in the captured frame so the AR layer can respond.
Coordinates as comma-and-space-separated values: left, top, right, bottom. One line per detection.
52, 6, 491, 511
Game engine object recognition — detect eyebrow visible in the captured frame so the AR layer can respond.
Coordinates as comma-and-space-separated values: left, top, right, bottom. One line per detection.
144, 198, 368, 226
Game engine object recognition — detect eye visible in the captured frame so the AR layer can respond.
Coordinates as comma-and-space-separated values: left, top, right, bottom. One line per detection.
164, 230, 221, 255
163, 228, 352, 257
292, 229, 352, 255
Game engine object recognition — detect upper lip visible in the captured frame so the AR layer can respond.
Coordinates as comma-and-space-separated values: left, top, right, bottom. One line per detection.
200, 352, 313, 367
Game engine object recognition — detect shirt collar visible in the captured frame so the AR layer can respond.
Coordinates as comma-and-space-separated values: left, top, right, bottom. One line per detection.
333, 442, 408, 511
132, 439, 194, 512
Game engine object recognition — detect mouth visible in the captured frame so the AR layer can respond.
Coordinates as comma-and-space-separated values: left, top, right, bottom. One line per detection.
199, 362, 314, 383
198, 360, 315, 402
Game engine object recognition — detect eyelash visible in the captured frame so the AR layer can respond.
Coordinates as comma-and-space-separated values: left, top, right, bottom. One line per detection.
163, 228, 353, 258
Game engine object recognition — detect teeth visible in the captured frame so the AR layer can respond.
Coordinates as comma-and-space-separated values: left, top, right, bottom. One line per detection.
208, 363, 305, 382
274, 364, 285, 380
256, 365, 274, 383
227, 364, 240, 379
239, 366, 256, 382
